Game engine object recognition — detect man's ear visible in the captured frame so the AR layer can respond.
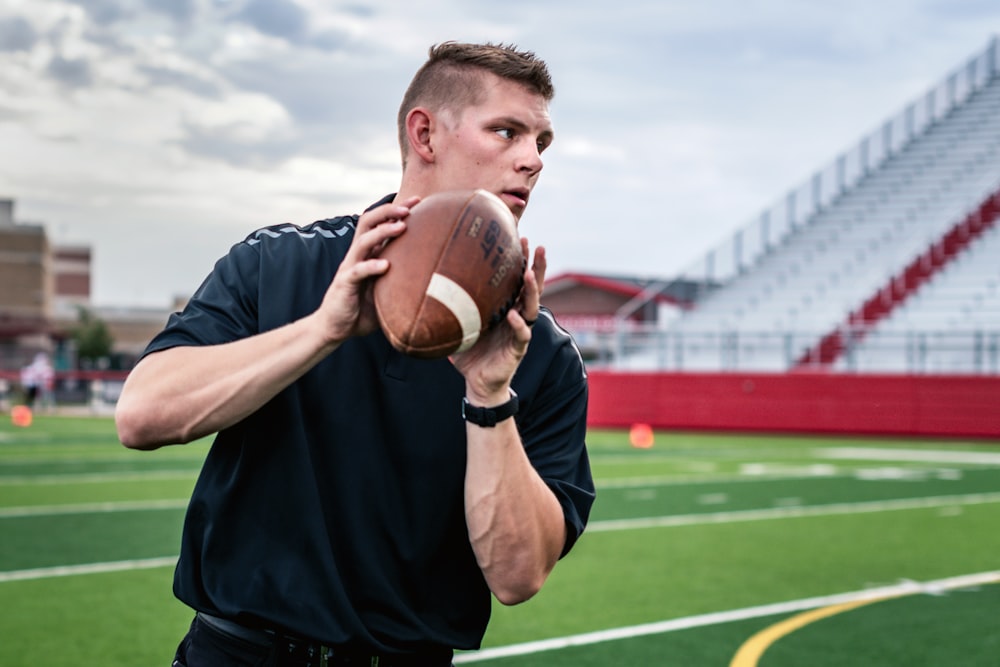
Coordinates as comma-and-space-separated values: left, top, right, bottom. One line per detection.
405, 107, 436, 164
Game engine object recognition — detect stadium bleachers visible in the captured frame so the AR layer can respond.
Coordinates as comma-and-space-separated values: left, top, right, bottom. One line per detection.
839, 220, 1000, 373
612, 38, 1000, 373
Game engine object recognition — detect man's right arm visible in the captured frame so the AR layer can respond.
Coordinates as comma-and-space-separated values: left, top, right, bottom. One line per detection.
115, 198, 417, 450
115, 313, 339, 449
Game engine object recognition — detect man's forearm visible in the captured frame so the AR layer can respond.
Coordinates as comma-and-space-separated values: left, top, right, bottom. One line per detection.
464, 419, 566, 605
116, 312, 339, 449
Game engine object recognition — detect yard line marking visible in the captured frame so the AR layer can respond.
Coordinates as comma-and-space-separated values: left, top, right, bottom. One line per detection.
740, 463, 839, 477
453, 571, 1000, 663
0, 470, 199, 484
13, 491, 992, 523
597, 472, 849, 489
0, 498, 188, 518
818, 447, 1000, 465
729, 569, 1000, 666
729, 597, 891, 666
586, 492, 1000, 533
6, 490, 997, 525
596, 465, 984, 489
0, 557, 177, 583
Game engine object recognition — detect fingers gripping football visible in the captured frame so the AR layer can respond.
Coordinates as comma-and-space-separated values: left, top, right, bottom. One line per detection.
373, 190, 526, 359
320, 198, 416, 343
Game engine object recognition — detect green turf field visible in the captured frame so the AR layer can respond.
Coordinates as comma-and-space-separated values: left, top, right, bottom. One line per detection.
2, 414, 998, 665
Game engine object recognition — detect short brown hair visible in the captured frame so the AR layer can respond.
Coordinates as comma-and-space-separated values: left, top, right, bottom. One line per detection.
397, 42, 555, 164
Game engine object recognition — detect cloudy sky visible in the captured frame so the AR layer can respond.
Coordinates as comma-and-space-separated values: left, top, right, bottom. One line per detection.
1, 0, 998, 307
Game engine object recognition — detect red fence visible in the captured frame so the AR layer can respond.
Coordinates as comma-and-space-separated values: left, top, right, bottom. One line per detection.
5, 369, 997, 439
587, 371, 1000, 439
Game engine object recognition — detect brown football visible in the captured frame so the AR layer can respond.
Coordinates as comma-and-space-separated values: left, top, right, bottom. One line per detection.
373, 189, 525, 359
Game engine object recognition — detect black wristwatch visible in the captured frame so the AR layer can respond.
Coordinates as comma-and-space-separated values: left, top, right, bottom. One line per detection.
462, 389, 519, 427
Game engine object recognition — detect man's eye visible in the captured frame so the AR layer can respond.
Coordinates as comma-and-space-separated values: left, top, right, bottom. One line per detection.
495, 128, 514, 140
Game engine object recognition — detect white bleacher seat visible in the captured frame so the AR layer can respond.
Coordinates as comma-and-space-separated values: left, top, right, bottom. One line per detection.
618, 69, 1000, 372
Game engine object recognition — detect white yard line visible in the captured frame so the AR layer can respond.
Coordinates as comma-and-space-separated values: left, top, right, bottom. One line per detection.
454, 571, 1000, 663
0, 470, 198, 485
3, 492, 998, 584
0, 556, 177, 583
818, 447, 1000, 465
4, 489, 998, 524
0, 498, 188, 518
597, 459, 999, 490
587, 492, 1000, 532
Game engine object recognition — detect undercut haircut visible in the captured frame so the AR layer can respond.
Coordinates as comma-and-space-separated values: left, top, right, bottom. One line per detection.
397, 41, 555, 166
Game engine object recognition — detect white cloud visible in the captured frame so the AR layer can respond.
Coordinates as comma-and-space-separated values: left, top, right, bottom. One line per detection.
1, 0, 999, 305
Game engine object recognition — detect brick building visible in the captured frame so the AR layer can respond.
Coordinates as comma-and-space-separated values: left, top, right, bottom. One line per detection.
0, 198, 173, 374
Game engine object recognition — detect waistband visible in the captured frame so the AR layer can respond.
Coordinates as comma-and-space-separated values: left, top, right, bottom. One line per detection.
197, 612, 274, 647
196, 612, 454, 666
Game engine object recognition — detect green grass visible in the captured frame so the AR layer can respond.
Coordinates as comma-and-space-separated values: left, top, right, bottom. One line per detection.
2, 414, 999, 666
2, 569, 193, 665
483, 503, 1000, 645
768, 587, 1000, 666
0, 477, 196, 506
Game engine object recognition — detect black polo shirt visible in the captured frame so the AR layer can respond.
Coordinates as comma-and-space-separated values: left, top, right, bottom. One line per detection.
141, 197, 595, 654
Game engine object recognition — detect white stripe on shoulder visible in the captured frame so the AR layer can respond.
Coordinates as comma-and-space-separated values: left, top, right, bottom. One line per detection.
246, 219, 356, 246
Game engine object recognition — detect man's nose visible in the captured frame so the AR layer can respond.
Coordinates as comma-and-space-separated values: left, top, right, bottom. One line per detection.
517, 144, 543, 175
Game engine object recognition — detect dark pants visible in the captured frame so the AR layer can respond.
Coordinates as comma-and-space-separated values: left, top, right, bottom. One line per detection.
172, 614, 454, 667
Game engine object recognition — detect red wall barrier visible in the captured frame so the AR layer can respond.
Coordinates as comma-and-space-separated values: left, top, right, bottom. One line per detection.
587, 371, 1000, 439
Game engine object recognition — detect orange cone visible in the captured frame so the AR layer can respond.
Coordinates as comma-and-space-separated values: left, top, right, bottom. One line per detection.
11, 404, 33, 428
629, 422, 654, 449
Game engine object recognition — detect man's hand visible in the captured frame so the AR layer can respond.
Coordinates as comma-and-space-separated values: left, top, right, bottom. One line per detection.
451, 241, 547, 402
116, 196, 419, 449
316, 196, 419, 346
456, 241, 564, 605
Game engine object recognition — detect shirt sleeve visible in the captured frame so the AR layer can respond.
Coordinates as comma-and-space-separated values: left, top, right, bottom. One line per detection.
516, 312, 596, 558
141, 240, 262, 359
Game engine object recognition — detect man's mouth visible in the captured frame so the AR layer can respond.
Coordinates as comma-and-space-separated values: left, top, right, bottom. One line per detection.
501, 189, 529, 209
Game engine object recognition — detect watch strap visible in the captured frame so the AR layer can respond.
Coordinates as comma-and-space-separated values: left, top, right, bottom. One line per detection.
462, 389, 518, 427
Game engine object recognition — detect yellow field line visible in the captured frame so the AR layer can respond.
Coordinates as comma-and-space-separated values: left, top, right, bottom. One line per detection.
454, 572, 1000, 663
728, 594, 901, 667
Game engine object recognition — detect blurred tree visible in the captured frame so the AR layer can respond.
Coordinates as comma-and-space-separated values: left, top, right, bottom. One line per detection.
72, 307, 114, 365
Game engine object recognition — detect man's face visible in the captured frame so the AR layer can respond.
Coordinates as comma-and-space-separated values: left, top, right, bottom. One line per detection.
432, 74, 554, 221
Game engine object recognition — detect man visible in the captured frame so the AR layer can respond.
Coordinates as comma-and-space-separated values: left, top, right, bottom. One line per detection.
116, 42, 594, 667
